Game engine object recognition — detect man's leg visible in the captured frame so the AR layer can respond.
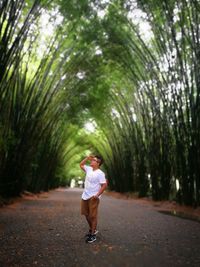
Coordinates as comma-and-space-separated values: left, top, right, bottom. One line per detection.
85, 198, 100, 243
85, 215, 92, 230
89, 198, 100, 234
81, 199, 90, 231
90, 216, 98, 235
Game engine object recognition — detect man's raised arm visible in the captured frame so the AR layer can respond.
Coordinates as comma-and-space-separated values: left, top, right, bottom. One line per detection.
80, 155, 93, 171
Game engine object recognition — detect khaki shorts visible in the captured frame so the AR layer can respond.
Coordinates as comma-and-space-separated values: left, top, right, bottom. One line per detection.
81, 197, 100, 218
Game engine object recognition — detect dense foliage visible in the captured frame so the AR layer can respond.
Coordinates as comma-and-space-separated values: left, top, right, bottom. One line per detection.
0, 0, 200, 206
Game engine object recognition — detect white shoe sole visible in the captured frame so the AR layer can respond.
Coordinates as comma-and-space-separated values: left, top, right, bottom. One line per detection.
87, 238, 96, 243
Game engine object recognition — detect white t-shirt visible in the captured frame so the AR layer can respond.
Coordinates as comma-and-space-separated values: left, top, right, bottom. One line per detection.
82, 165, 106, 200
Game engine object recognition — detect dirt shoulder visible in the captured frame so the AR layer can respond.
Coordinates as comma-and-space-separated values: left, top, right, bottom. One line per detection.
0, 190, 51, 208
105, 190, 200, 222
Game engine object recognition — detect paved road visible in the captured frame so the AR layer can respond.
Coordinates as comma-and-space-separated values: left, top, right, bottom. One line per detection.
0, 188, 200, 267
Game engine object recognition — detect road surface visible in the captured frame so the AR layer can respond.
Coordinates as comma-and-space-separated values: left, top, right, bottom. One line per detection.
0, 188, 200, 267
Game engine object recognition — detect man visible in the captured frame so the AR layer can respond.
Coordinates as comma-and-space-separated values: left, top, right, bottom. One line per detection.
80, 155, 107, 243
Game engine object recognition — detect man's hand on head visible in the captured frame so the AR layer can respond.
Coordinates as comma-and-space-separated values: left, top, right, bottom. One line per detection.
87, 155, 95, 161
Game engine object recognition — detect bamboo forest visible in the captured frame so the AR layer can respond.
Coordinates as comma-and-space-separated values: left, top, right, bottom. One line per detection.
0, 0, 200, 207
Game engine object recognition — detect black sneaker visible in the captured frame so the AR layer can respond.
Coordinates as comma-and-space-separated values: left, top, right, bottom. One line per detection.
85, 229, 98, 238
86, 234, 96, 243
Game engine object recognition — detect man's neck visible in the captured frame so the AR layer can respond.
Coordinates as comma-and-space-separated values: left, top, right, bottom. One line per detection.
92, 166, 99, 171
